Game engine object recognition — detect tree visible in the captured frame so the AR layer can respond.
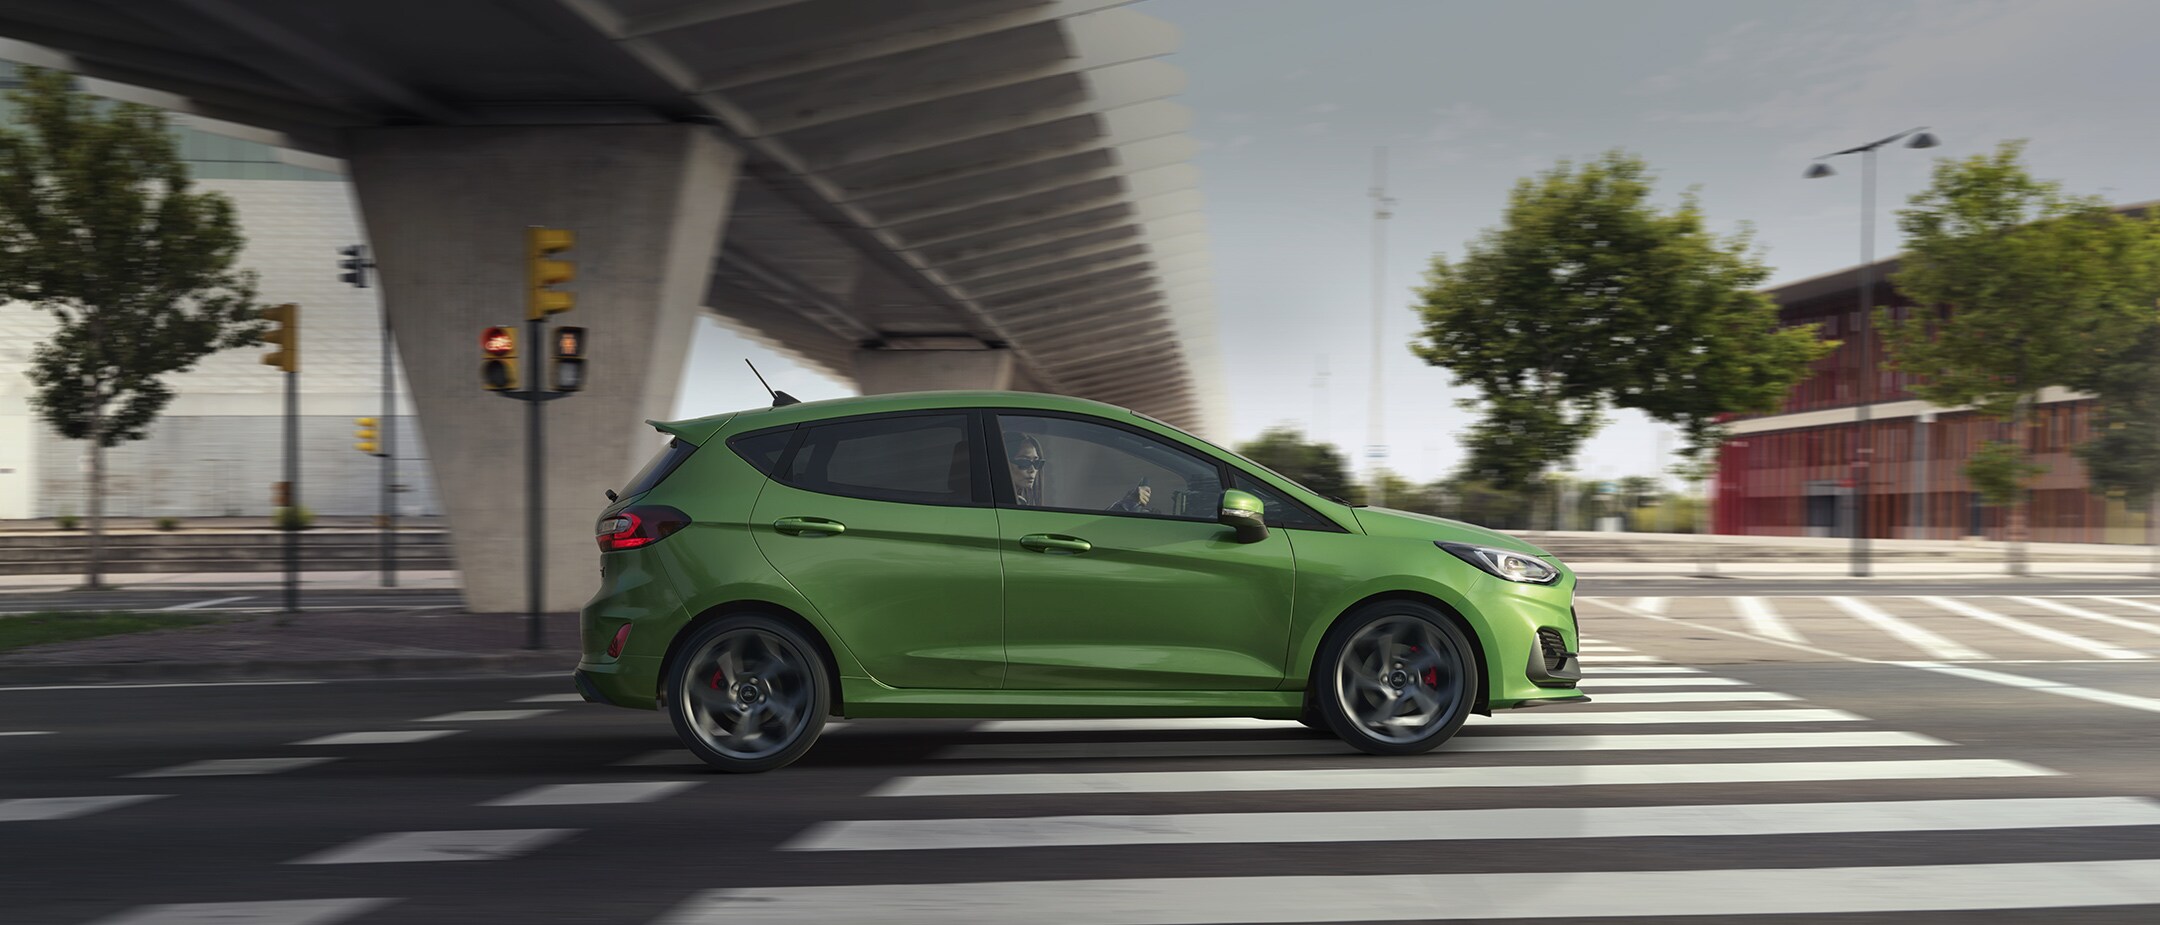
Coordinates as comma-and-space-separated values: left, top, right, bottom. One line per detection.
1234, 426, 1364, 504
1414, 150, 1832, 495
0, 67, 260, 588
1881, 140, 2160, 573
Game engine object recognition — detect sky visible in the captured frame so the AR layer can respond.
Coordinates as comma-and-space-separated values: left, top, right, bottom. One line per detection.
676, 0, 2160, 489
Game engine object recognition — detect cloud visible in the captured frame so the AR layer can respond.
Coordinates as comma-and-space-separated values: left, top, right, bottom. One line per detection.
1305, 102, 1341, 115
1223, 134, 1256, 151
1298, 121, 1332, 136
1424, 102, 1494, 146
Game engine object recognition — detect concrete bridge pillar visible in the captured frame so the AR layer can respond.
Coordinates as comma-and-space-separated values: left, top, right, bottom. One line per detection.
851, 347, 1024, 394
346, 125, 739, 614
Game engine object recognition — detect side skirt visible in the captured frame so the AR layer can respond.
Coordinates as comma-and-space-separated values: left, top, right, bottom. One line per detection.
837, 678, 1302, 719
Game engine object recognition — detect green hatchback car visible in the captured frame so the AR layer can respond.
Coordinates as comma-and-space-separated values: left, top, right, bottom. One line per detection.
576, 390, 1584, 772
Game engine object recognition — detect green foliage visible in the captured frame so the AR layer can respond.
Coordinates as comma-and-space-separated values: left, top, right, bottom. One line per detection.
1967, 439, 2048, 507
1431, 478, 1532, 530
1414, 150, 1831, 493
1885, 141, 2160, 417
1233, 426, 1365, 504
273, 505, 315, 531
2069, 312, 2160, 507
155, 517, 179, 531
0, 611, 220, 652
1625, 494, 1703, 534
55, 513, 79, 530
1883, 140, 2160, 507
0, 67, 261, 448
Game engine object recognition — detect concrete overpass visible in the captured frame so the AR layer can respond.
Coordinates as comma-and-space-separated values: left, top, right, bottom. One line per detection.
0, 0, 1226, 610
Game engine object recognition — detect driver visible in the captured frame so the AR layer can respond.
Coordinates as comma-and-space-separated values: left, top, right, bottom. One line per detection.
1004, 431, 1152, 512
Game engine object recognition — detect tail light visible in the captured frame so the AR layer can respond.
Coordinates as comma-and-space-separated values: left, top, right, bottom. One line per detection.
597, 505, 690, 552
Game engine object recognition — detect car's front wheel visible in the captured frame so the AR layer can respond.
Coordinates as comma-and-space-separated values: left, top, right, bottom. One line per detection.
1316, 602, 1478, 756
666, 614, 830, 773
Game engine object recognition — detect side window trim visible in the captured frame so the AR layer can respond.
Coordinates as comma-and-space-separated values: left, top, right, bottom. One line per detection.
769, 409, 986, 509
989, 409, 1223, 523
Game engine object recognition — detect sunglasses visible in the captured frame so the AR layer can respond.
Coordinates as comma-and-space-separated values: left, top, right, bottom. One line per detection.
1010, 457, 1046, 471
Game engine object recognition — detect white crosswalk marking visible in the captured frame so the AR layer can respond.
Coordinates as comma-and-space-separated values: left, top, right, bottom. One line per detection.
2014, 597, 2160, 639
415, 709, 557, 722
932, 730, 1949, 762
656, 860, 2160, 923
1919, 597, 2147, 659
1895, 661, 2160, 715
514, 693, 589, 703
1578, 676, 1747, 687
292, 730, 460, 746
0, 794, 166, 822
1826, 596, 1987, 660
1584, 654, 1667, 663
87, 897, 396, 925
1593, 665, 1706, 674
1579, 691, 1798, 703
485, 780, 698, 806
2089, 595, 2160, 617
127, 757, 338, 778
785, 796, 2156, 852
290, 828, 576, 864
1470, 708, 1861, 725
0, 730, 50, 737
1736, 596, 1806, 643
1631, 597, 1667, 614
872, 758, 2052, 797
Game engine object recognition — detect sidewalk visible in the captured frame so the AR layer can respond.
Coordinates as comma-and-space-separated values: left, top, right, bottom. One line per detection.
0, 570, 463, 593
0, 609, 581, 685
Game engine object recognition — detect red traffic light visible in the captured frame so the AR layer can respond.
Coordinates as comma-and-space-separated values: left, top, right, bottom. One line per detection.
481, 326, 516, 357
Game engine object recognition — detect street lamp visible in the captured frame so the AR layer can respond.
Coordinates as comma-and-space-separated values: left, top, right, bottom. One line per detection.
1806, 127, 1939, 578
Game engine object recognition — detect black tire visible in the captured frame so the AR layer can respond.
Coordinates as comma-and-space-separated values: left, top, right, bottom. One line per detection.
1314, 601, 1479, 756
665, 614, 831, 773
1296, 689, 1327, 731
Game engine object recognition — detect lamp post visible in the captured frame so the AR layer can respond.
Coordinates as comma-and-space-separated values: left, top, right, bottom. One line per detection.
1806, 127, 1940, 577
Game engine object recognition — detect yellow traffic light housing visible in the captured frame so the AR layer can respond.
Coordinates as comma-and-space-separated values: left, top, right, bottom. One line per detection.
354, 417, 380, 455
551, 325, 587, 392
481, 325, 519, 391
527, 227, 574, 319
259, 303, 299, 373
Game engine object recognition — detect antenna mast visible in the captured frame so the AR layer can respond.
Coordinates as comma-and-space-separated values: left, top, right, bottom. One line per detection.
1367, 147, 1394, 506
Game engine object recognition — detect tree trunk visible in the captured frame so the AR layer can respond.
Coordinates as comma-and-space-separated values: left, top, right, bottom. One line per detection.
2005, 399, 2030, 577
85, 424, 106, 591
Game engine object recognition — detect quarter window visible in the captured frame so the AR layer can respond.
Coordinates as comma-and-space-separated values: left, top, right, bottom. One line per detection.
996, 414, 1221, 520
783, 414, 978, 505
1231, 474, 1329, 529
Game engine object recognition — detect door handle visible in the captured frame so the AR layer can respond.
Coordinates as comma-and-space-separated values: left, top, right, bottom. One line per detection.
1019, 533, 1091, 554
773, 516, 846, 536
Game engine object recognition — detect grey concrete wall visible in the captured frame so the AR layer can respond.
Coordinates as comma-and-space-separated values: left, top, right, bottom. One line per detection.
347, 125, 740, 612
34, 415, 439, 519
853, 349, 1017, 393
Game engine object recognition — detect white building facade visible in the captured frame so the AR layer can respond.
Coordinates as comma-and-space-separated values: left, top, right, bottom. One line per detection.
0, 75, 440, 521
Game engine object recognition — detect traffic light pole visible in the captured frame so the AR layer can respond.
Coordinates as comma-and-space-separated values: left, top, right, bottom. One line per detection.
283, 365, 299, 617
498, 321, 571, 650
381, 316, 397, 588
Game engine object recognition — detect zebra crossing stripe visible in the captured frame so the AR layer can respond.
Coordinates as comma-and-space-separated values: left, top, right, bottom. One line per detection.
1630, 597, 1667, 614
87, 897, 397, 925
1894, 662, 2160, 715
871, 758, 2052, 797
931, 730, 1949, 762
1920, 597, 2147, 659
654, 859, 2160, 923
0, 794, 167, 822
1736, 596, 1806, 643
1592, 666, 1705, 674
2089, 595, 2160, 617
784, 795, 2157, 852
1473, 708, 1862, 725
2014, 597, 2160, 640
1579, 691, 1798, 704
290, 828, 577, 865
1586, 655, 1668, 663
1826, 597, 1987, 660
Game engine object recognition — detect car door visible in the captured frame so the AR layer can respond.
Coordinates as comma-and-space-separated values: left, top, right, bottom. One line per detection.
992, 411, 1296, 690
747, 411, 1004, 689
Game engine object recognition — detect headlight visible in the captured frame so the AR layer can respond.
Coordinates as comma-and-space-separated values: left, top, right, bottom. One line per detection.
1436, 542, 1560, 584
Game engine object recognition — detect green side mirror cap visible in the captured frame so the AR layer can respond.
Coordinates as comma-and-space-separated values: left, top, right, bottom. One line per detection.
1218, 489, 1269, 544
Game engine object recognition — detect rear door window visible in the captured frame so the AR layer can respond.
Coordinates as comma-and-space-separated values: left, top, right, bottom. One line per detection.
781, 413, 981, 506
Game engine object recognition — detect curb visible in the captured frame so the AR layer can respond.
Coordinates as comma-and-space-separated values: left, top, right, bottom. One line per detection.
0, 652, 576, 685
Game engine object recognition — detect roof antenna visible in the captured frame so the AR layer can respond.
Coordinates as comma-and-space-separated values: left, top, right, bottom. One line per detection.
745, 359, 800, 407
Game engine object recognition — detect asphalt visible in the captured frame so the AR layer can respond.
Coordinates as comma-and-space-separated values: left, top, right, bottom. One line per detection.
2, 656, 2155, 923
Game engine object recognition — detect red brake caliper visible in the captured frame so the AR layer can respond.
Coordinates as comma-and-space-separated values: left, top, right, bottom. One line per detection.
1423, 668, 1438, 687
709, 669, 725, 690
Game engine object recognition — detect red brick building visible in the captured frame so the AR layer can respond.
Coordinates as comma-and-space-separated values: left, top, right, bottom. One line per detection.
1711, 258, 2135, 543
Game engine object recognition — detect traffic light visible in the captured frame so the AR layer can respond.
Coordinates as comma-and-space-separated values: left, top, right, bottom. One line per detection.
338, 245, 370, 288
259, 303, 298, 373
527, 227, 574, 319
551, 325, 587, 392
481, 325, 518, 391
354, 417, 380, 455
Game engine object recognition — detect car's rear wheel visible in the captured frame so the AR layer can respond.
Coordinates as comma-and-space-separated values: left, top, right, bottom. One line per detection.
1317, 602, 1477, 756
666, 614, 830, 773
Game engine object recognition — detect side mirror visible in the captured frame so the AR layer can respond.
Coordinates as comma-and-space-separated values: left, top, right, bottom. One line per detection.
1218, 489, 1269, 544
